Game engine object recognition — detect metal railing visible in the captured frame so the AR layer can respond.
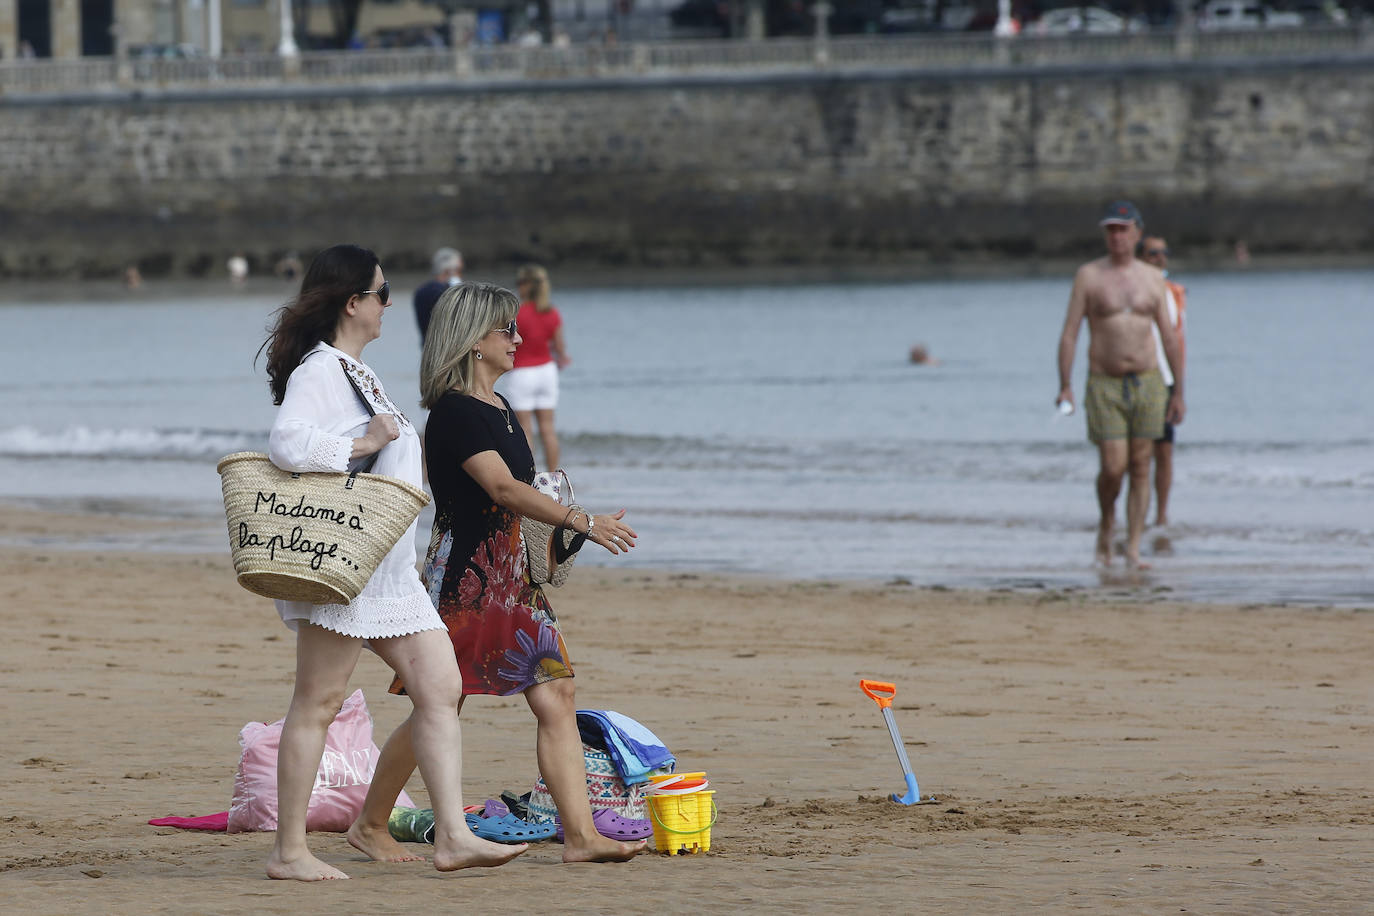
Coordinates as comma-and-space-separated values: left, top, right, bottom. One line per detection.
2, 28, 1370, 96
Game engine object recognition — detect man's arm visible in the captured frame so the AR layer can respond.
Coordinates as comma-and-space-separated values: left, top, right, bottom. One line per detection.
1154, 279, 1186, 425
1170, 281, 1187, 368
1057, 269, 1089, 408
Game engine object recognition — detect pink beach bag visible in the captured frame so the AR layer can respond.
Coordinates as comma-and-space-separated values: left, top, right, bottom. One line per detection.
227, 689, 413, 833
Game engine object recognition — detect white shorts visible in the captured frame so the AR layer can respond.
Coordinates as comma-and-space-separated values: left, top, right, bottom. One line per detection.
502, 361, 559, 411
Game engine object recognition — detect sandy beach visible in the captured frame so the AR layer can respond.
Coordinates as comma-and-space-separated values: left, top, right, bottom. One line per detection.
1, 505, 1370, 913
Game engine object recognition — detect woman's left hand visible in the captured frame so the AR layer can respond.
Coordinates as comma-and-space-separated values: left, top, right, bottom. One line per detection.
589, 509, 636, 555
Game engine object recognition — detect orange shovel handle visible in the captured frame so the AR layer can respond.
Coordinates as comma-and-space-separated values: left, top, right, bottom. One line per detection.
860, 679, 896, 709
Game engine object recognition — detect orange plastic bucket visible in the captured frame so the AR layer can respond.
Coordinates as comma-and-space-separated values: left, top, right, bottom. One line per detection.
647, 774, 709, 796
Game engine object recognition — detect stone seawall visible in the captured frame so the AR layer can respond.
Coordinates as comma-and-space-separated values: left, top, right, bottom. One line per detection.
2, 59, 1372, 277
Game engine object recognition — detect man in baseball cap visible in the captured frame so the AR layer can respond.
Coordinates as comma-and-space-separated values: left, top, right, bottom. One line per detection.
1055, 201, 1185, 570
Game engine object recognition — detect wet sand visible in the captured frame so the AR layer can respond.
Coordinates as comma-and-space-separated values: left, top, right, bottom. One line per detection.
1, 506, 1370, 912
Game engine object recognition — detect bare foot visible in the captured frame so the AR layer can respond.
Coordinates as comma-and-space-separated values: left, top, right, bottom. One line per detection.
1125, 551, 1152, 571
1095, 521, 1114, 567
432, 833, 528, 872
347, 821, 426, 864
266, 850, 349, 881
562, 835, 648, 863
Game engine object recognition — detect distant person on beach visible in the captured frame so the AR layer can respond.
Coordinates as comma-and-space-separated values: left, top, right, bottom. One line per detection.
352, 281, 646, 864
258, 245, 525, 880
502, 264, 570, 471
413, 247, 464, 343
274, 251, 303, 282
228, 254, 249, 286
1056, 201, 1185, 569
1140, 235, 1187, 529
908, 343, 941, 366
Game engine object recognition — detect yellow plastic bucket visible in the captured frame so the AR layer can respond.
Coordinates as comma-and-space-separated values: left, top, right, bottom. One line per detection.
648, 789, 716, 854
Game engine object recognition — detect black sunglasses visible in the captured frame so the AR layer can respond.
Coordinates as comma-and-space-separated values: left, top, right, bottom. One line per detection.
491, 320, 518, 339
1144, 247, 1169, 257
359, 281, 390, 305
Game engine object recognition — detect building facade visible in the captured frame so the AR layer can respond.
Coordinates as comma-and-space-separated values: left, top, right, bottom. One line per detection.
0, 0, 448, 59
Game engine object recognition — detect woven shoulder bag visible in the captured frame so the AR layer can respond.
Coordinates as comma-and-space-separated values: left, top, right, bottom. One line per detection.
217, 358, 428, 605
217, 452, 428, 605
522, 469, 587, 588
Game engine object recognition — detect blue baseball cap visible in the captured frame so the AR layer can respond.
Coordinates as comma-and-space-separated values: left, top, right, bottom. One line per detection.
1099, 200, 1143, 228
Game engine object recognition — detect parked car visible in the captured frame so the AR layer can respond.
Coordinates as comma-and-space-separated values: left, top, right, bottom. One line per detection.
1195, 1, 1303, 29
1294, 1, 1349, 24
881, 1, 980, 32
669, 0, 964, 37
1032, 7, 1132, 34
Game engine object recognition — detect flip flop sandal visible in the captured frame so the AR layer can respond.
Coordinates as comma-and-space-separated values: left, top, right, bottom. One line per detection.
555, 807, 653, 842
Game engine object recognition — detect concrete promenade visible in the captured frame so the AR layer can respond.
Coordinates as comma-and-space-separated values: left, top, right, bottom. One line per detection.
2, 35, 1372, 276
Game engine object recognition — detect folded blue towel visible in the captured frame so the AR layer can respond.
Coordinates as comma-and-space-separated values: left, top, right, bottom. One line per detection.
577, 709, 676, 785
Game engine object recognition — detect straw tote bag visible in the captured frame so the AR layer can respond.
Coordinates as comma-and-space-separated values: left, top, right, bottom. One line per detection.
217, 362, 429, 605
521, 469, 588, 588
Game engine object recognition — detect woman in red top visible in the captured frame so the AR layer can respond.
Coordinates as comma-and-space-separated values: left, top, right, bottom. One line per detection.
502, 264, 570, 470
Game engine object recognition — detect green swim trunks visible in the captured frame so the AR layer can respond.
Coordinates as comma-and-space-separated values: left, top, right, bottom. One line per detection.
1084, 369, 1167, 443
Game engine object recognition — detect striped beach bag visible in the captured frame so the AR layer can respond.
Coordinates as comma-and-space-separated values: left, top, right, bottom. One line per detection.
526, 743, 647, 823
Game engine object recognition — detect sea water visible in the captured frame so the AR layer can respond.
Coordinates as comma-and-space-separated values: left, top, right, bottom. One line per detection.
1, 269, 1370, 606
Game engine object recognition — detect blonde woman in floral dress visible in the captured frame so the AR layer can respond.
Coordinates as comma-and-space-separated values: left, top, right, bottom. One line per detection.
354, 282, 646, 863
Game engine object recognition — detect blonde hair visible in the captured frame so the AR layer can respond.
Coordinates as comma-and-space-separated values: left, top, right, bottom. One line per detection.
515, 263, 552, 311
419, 282, 520, 408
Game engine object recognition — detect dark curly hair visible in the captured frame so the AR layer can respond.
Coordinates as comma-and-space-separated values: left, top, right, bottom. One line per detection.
258, 244, 379, 405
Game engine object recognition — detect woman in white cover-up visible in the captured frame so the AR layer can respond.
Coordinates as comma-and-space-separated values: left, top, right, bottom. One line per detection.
257, 244, 525, 881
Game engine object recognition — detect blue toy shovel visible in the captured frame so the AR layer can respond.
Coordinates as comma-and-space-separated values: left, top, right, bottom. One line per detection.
860, 679, 935, 806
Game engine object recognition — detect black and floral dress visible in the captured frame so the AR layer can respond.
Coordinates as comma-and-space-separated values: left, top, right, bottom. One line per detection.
390, 391, 572, 697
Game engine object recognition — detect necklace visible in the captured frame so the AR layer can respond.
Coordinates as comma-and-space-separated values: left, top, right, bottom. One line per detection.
474, 391, 512, 433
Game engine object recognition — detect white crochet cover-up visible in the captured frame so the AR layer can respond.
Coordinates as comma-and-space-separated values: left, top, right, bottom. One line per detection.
266, 343, 442, 640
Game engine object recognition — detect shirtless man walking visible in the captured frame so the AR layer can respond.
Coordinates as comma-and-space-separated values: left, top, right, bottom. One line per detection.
1056, 201, 1185, 569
